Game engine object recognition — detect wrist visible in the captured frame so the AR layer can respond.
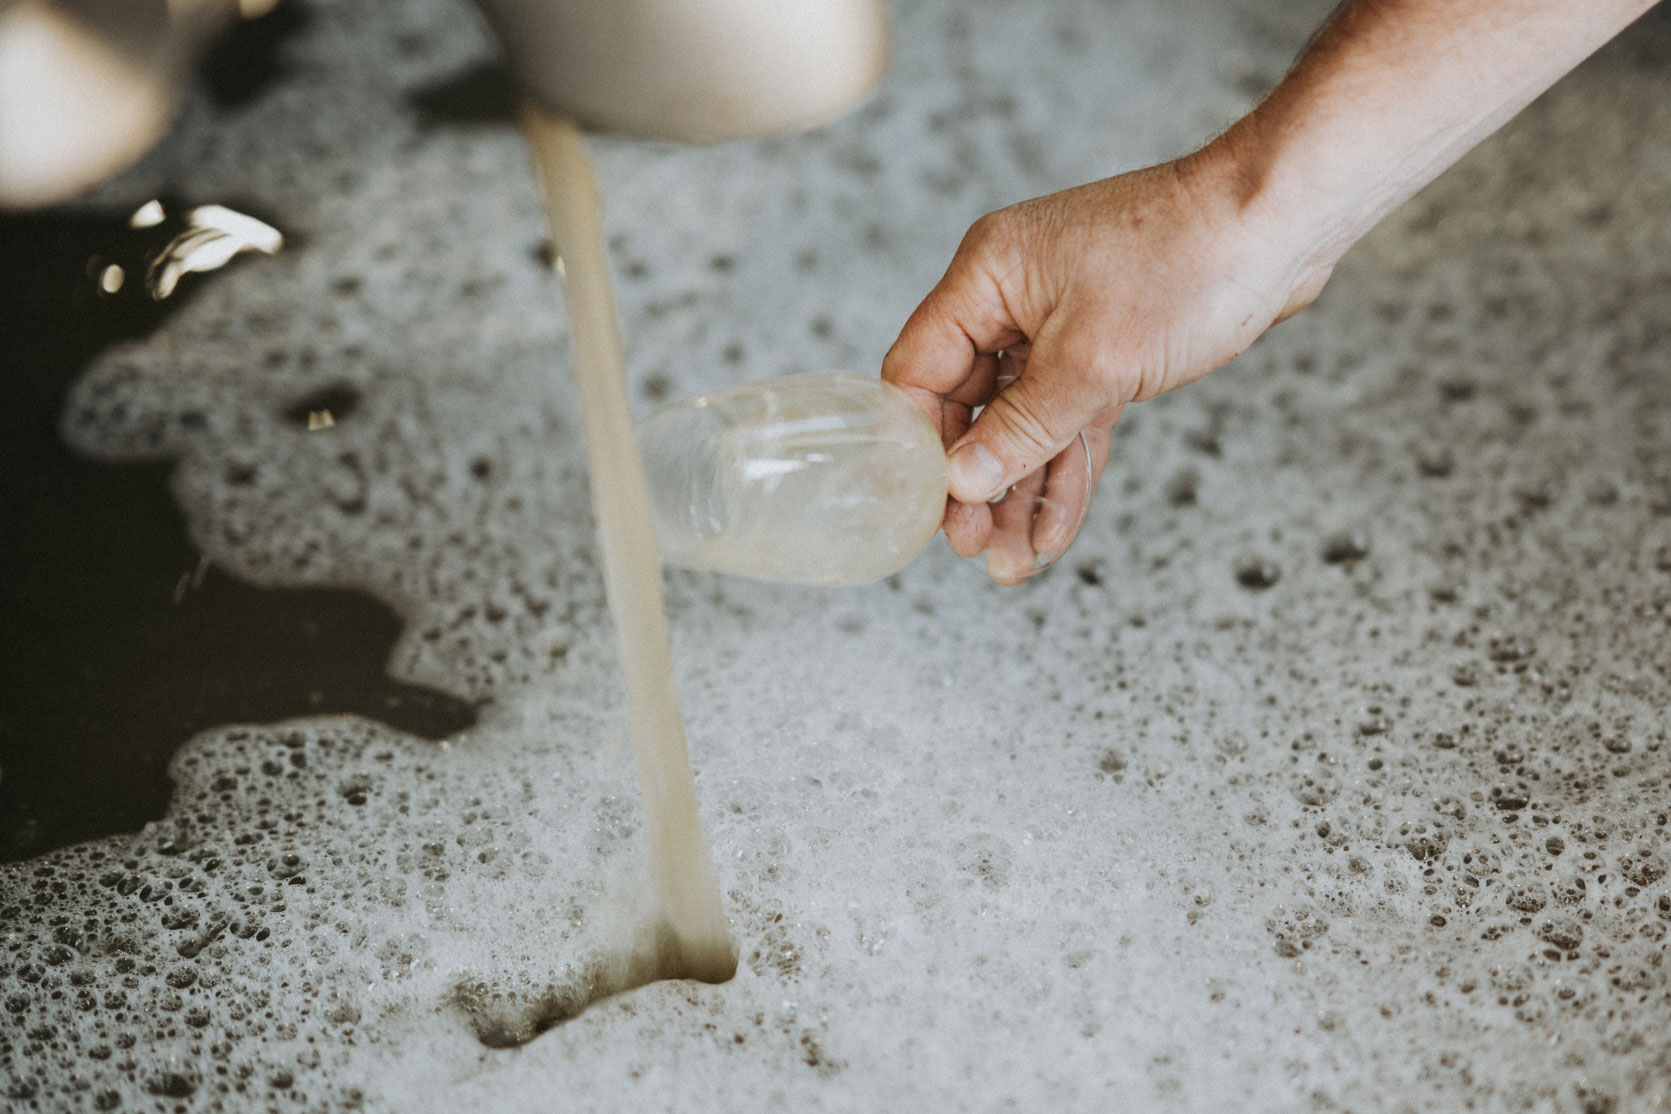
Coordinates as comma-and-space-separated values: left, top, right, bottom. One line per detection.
1178, 129, 1343, 322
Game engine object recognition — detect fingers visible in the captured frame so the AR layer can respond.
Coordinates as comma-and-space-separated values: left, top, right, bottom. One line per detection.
942, 495, 992, 558
1029, 434, 1093, 560
945, 319, 1111, 503
881, 217, 1025, 441
1031, 409, 1117, 557
994, 343, 1030, 390
880, 209, 1123, 581
971, 409, 1117, 585
882, 351, 997, 451
983, 465, 1050, 584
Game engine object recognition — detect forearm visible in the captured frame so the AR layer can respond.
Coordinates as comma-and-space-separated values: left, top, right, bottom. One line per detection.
1218, 0, 1658, 278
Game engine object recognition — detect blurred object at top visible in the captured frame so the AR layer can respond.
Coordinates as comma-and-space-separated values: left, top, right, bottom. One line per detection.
471, 0, 889, 141
0, 0, 276, 209
0, 0, 888, 210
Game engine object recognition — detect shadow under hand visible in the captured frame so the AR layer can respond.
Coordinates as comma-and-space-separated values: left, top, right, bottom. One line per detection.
0, 209, 477, 864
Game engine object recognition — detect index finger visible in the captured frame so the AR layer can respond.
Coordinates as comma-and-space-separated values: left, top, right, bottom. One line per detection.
881, 238, 1026, 445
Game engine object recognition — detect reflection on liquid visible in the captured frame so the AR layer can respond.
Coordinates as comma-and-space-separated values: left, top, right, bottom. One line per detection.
0, 208, 476, 863
141, 201, 284, 299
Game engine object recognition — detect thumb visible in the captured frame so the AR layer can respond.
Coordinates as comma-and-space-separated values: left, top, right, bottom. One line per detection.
945, 329, 1107, 503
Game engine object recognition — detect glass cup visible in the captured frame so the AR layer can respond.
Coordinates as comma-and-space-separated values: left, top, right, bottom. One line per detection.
640, 371, 1090, 586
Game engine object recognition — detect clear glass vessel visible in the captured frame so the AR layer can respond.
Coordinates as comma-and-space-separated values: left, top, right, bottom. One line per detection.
639, 372, 949, 586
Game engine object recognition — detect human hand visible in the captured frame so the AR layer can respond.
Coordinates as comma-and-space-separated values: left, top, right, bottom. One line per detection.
882, 0, 1659, 586
881, 143, 1331, 583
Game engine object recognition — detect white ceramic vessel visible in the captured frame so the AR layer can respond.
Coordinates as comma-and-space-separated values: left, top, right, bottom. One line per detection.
472, 0, 890, 141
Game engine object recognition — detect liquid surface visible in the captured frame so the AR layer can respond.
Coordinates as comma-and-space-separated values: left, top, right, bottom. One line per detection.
521, 105, 734, 983
0, 208, 475, 862
641, 371, 948, 586
3, 2, 1671, 1110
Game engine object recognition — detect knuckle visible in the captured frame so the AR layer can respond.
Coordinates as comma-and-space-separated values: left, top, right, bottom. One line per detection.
959, 211, 1011, 261
987, 389, 1061, 461
1129, 362, 1165, 404
965, 211, 1002, 243
1086, 344, 1148, 406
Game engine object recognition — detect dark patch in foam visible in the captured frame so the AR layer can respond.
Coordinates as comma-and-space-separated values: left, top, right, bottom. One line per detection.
450, 923, 733, 1049
406, 61, 518, 129
197, 0, 315, 110
449, 966, 622, 1049
0, 209, 476, 863
282, 383, 362, 427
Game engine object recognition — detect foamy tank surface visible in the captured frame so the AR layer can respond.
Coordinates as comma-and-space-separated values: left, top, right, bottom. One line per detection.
4, 0, 1671, 1111
641, 372, 948, 585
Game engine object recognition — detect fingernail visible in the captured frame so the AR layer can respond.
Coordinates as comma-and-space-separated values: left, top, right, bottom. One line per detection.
948, 442, 1004, 501
983, 551, 1029, 586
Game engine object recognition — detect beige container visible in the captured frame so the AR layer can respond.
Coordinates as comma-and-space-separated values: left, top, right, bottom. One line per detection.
473, 0, 889, 141
0, 0, 239, 208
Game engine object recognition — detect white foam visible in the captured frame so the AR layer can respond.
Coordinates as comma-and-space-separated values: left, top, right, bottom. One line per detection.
6, 0, 1671, 1110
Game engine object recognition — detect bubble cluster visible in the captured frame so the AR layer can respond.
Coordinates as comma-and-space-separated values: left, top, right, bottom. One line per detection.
4, 0, 1671, 1110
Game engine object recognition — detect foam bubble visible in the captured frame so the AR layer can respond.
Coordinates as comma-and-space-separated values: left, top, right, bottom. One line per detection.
6, 0, 1671, 1110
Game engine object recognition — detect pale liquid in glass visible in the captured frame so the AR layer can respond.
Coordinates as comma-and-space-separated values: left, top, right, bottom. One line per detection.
640, 372, 949, 587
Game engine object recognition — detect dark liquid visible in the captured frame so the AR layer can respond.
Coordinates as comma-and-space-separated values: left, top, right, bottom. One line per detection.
0, 210, 475, 862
